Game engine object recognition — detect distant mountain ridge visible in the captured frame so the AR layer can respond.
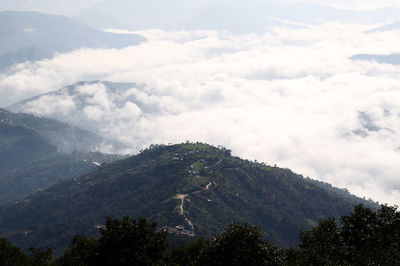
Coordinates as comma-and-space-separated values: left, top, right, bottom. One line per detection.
351, 53, 400, 65
0, 122, 57, 174
0, 109, 124, 205
0, 108, 125, 153
8, 81, 146, 149
365, 21, 400, 33
74, 0, 400, 32
0, 150, 122, 206
351, 22, 400, 66
0, 10, 145, 70
0, 142, 379, 255
0, 0, 103, 16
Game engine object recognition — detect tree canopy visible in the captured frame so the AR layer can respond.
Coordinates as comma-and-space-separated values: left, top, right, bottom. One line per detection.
58, 216, 167, 266
2, 204, 400, 265
292, 204, 400, 265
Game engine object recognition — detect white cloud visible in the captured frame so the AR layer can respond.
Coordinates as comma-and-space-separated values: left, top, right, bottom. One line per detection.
1, 24, 400, 205
83, 105, 104, 121
23, 94, 76, 116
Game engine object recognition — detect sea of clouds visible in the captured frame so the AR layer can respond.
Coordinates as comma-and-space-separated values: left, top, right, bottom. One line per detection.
1, 22, 400, 205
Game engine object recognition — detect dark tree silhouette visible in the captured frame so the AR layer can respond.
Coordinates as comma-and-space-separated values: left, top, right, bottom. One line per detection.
199, 221, 286, 265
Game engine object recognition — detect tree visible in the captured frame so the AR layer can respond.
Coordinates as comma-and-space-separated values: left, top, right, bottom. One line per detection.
168, 238, 208, 266
0, 237, 31, 266
0, 236, 54, 266
199, 221, 286, 266
296, 204, 400, 265
58, 216, 167, 266
57, 235, 98, 266
340, 204, 400, 265
28, 247, 54, 266
297, 218, 347, 265
95, 216, 167, 266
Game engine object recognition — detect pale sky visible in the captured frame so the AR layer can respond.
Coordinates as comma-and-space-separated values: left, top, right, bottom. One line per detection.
277, 0, 400, 11
0, 0, 104, 16
1, 0, 400, 16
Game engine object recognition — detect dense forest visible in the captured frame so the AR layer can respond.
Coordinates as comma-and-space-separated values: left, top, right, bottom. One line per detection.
1, 204, 399, 265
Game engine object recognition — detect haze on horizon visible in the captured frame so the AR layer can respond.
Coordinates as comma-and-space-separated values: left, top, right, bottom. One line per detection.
1, 0, 400, 15
1, 0, 400, 207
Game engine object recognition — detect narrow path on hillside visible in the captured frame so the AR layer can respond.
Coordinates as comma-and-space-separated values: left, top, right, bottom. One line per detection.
174, 182, 211, 215
174, 194, 188, 215
171, 181, 213, 237
192, 182, 212, 195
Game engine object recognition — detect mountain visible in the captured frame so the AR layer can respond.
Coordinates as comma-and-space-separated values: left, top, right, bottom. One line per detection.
0, 122, 57, 174
0, 143, 378, 255
75, 0, 287, 33
74, 0, 400, 32
0, 108, 126, 153
0, 0, 104, 16
0, 109, 124, 205
0, 46, 52, 70
8, 81, 145, 146
0, 151, 122, 206
352, 22, 400, 65
0, 11, 145, 70
350, 54, 400, 65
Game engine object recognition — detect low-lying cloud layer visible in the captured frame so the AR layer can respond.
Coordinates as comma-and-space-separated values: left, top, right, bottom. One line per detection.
1, 23, 400, 205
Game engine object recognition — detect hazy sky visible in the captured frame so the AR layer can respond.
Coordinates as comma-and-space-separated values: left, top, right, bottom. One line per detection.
0, 0, 103, 16
1, 0, 400, 16
2, 20, 400, 205
277, 0, 400, 10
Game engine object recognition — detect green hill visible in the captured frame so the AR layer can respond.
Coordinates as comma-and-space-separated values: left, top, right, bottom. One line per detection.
0, 111, 123, 205
0, 143, 378, 255
0, 108, 125, 153
0, 151, 122, 206
0, 123, 57, 174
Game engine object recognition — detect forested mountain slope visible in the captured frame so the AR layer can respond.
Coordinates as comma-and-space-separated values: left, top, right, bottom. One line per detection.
0, 143, 378, 254
0, 123, 57, 174
0, 111, 123, 205
0, 151, 122, 205
0, 108, 123, 153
